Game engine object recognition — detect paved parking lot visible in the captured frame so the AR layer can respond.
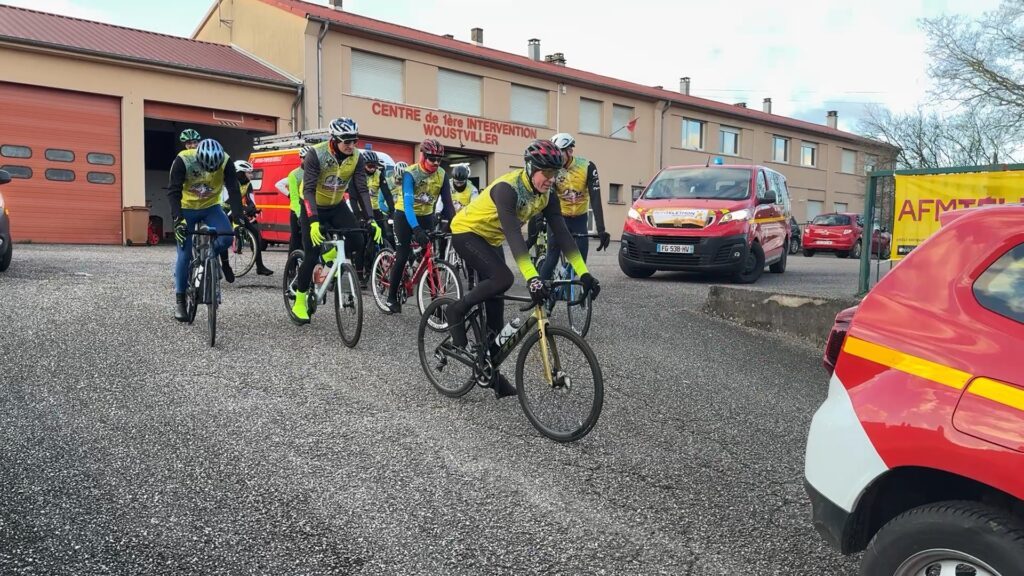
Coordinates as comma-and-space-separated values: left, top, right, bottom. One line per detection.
0, 243, 860, 575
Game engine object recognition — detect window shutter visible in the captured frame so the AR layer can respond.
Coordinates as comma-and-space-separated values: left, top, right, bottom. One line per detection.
438, 69, 481, 116
510, 84, 548, 126
351, 50, 403, 103
579, 98, 601, 134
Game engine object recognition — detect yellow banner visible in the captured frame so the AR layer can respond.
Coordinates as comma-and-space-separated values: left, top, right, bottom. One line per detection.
891, 171, 1024, 259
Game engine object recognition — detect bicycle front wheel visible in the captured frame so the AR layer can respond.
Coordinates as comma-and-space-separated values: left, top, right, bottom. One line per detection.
565, 284, 593, 338
334, 262, 363, 347
370, 248, 396, 312
516, 325, 603, 442
416, 260, 463, 330
206, 259, 219, 347
231, 227, 258, 278
418, 297, 480, 398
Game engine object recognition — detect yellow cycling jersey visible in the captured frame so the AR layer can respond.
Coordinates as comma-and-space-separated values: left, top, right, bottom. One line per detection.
553, 156, 591, 217
451, 169, 548, 247
179, 149, 228, 211
394, 163, 446, 216
366, 170, 383, 211
451, 181, 478, 212
312, 141, 359, 207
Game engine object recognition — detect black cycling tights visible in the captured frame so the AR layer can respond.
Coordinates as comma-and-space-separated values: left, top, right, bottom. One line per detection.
387, 212, 434, 302
451, 232, 511, 339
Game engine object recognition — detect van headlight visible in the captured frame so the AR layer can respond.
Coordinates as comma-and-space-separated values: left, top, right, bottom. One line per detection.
719, 209, 751, 224
627, 207, 642, 221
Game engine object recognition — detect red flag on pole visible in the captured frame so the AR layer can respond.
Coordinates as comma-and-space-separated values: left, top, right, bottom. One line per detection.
626, 117, 638, 133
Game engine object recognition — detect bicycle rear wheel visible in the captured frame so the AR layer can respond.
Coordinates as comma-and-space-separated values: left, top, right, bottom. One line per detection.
231, 227, 258, 278
565, 283, 593, 338
334, 262, 363, 347
418, 298, 482, 398
515, 325, 603, 442
206, 258, 219, 347
282, 249, 304, 323
370, 248, 396, 312
416, 260, 463, 330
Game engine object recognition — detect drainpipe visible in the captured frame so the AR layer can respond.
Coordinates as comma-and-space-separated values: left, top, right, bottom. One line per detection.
291, 84, 304, 132
658, 100, 671, 169
316, 20, 328, 128
555, 83, 561, 131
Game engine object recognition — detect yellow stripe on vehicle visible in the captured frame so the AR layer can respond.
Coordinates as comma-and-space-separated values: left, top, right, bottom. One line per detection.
256, 204, 292, 210
754, 216, 786, 224
842, 336, 972, 390
967, 378, 1024, 412
250, 150, 298, 159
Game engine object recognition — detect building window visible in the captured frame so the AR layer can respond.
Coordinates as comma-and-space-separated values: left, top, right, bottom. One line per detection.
46, 149, 75, 162
611, 105, 634, 140
835, 202, 849, 212
510, 84, 548, 126
87, 152, 116, 166
0, 165, 31, 179
350, 50, 404, 103
632, 185, 645, 201
807, 199, 824, 222
1, 145, 32, 159
865, 154, 878, 174
579, 98, 601, 134
87, 172, 116, 185
773, 136, 789, 163
437, 69, 481, 117
719, 126, 740, 156
800, 142, 817, 167
609, 183, 621, 203
841, 149, 857, 174
974, 243, 1024, 324
682, 118, 704, 150
45, 168, 75, 182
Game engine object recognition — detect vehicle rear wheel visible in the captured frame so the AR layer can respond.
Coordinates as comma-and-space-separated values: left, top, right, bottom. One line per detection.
732, 243, 764, 284
803, 249, 815, 257
851, 240, 863, 259
789, 236, 800, 255
769, 240, 788, 274
618, 253, 655, 279
860, 501, 1024, 576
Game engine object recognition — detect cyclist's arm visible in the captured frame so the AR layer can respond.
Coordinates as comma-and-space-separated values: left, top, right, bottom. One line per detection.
379, 174, 395, 213
301, 152, 322, 220
493, 183, 540, 279
525, 213, 542, 249
275, 176, 290, 197
544, 195, 589, 276
402, 172, 419, 228
587, 161, 606, 235
167, 156, 186, 221
438, 178, 455, 221
350, 155, 373, 220
223, 160, 245, 221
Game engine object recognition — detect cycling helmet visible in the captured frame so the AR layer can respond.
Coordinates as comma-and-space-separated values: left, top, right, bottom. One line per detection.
179, 129, 201, 143
328, 117, 359, 139
451, 164, 470, 183
394, 161, 409, 177
298, 145, 313, 159
361, 150, 380, 167
523, 139, 564, 173
195, 139, 225, 172
420, 138, 444, 158
550, 132, 576, 150
234, 160, 253, 173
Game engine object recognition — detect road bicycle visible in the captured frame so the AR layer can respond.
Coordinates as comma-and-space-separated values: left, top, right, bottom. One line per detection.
282, 227, 368, 348
184, 224, 232, 348
417, 280, 603, 442
370, 229, 462, 329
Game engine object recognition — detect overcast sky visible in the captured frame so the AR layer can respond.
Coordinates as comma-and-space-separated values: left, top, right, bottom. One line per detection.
3, 0, 1002, 133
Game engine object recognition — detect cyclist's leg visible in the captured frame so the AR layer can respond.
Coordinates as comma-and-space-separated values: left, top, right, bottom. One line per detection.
174, 209, 202, 294
566, 214, 590, 262
538, 221, 560, 280
385, 212, 413, 306
245, 218, 272, 274
295, 209, 318, 293
446, 233, 511, 347
288, 211, 302, 253
327, 203, 362, 267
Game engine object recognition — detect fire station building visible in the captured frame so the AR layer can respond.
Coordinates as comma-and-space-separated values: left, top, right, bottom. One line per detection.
0, 0, 892, 244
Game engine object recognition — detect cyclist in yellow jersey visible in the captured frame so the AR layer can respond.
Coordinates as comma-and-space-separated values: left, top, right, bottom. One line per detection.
167, 138, 244, 321
226, 160, 273, 276
291, 117, 380, 324
383, 138, 456, 314
446, 140, 601, 398
275, 145, 312, 253
360, 149, 393, 261
179, 128, 202, 151
538, 133, 611, 281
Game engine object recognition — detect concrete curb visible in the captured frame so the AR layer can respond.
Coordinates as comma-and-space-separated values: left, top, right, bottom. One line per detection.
703, 286, 860, 347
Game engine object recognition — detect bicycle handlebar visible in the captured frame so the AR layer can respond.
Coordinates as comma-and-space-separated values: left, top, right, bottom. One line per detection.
512, 279, 589, 311
322, 227, 370, 238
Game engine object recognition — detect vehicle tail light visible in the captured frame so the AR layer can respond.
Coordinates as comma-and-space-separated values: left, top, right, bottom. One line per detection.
823, 306, 858, 375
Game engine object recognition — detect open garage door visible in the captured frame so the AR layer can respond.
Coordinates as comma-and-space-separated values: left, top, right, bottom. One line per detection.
0, 82, 122, 244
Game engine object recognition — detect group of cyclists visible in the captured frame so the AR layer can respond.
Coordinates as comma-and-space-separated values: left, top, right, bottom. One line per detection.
167, 118, 611, 396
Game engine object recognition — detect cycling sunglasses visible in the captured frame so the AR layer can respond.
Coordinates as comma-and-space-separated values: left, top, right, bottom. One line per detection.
539, 168, 559, 178
334, 137, 358, 145
424, 155, 443, 163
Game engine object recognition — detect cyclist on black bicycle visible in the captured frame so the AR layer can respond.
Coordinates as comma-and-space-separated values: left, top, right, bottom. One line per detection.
383, 139, 456, 314
290, 117, 381, 324
168, 138, 245, 321
444, 140, 601, 398
537, 133, 611, 281
226, 160, 273, 276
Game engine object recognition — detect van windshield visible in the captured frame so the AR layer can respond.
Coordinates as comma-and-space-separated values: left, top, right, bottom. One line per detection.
643, 168, 752, 201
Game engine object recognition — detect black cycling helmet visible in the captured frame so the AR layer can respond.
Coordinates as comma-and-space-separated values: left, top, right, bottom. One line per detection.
451, 165, 470, 182
361, 150, 380, 167
523, 139, 564, 173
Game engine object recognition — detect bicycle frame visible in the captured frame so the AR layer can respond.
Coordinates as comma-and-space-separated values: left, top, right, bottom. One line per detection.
311, 235, 348, 303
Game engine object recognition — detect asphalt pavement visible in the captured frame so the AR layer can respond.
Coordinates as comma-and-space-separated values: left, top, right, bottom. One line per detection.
0, 243, 859, 575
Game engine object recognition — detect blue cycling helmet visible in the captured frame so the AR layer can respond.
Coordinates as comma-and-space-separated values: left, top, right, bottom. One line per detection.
195, 139, 225, 172
361, 150, 380, 167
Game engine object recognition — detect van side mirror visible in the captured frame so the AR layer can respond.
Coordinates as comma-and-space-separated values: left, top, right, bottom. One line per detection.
0, 170, 10, 186
758, 190, 778, 205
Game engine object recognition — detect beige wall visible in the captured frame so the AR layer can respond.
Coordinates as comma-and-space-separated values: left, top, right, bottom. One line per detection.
194, 0, 306, 79
1, 45, 294, 218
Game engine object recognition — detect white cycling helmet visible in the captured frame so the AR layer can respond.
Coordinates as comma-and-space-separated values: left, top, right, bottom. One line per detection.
234, 160, 254, 173
328, 117, 359, 140
550, 132, 576, 150
298, 145, 314, 159
394, 161, 409, 177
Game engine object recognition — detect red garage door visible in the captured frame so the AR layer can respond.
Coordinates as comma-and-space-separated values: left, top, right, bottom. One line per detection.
0, 82, 122, 244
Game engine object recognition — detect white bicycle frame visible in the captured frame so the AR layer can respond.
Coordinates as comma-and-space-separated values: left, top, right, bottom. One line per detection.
311, 235, 349, 303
